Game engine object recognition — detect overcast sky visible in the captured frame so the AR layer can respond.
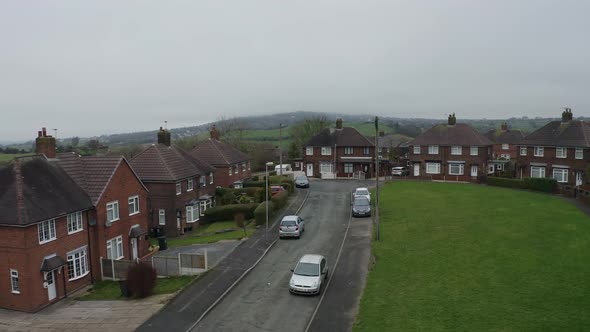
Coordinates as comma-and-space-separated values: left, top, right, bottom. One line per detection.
1, 0, 589, 141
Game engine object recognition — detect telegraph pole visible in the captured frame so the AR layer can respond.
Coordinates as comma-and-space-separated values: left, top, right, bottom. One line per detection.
374, 116, 380, 241
279, 123, 283, 176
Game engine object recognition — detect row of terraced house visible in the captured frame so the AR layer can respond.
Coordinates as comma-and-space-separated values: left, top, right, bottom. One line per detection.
0, 126, 251, 312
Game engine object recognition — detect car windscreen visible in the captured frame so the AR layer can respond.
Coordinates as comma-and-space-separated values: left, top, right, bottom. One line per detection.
355, 189, 369, 195
281, 220, 297, 226
294, 262, 320, 276
354, 198, 370, 206
295, 176, 307, 181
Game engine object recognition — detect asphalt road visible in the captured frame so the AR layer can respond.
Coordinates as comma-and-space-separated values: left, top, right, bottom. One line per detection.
192, 180, 373, 332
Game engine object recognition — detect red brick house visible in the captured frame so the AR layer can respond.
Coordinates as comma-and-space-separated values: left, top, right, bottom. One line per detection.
0, 156, 94, 312
189, 126, 252, 188
484, 122, 524, 175
303, 119, 377, 178
408, 114, 493, 182
516, 108, 590, 186
130, 128, 216, 237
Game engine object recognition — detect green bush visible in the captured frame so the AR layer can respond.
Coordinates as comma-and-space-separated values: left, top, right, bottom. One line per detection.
221, 192, 237, 205
203, 203, 258, 222
271, 190, 289, 210
216, 187, 230, 197
244, 181, 266, 188
269, 175, 290, 184
252, 175, 259, 181
487, 177, 524, 189
280, 179, 295, 193
523, 177, 557, 193
230, 187, 260, 196
254, 201, 275, 225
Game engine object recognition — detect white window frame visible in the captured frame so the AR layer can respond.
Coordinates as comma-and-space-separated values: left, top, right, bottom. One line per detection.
425, 162, 440, 174
235, 164, 240, 173
67, 246, 89, 281
363, 147, 370, 155
520, 146, 527, 156
187, 179, 193, 191
413, 146, 421, 154
553, 168, 568, 183
451, 146, 462, 155
470, 146, 478, 156
176, 182, 182, 195
502, 143, 509, 150
38, 219, 57, 244
199, 201, 207, 216
319, 162, 333, 173
242, 162, 247, 172
556, 147, 567, 159
128, 195, 139, 216
321, 147, 332, 156
306, 147, 313, 156
228, 166, 233, 176
186, 205, 199, 223
531, 166, 546, 178
158, 209, 166, 225
534, 146, 544, 157
344, 147, 353, 155
67, 211, 83, 235
200, 175, 206, 187
448, 163, 464, 175
10, 269, 20, 294
106, 236, 123, 260
106, 201, 120, 223
209, 172, 214, 184
344, 163, 353, 174
575, 148, 583, 160
428, 145, 439, 155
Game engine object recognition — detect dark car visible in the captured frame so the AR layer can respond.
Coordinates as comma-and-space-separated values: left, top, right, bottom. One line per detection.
352, 196, 371, 217
295, 175, 310, 188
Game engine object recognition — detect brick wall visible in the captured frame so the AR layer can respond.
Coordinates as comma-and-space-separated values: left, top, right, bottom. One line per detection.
516, 146, 589, 184
303, 146, 376, 178
409, 145, 491, 181
214, 162, 252, 187
492, 143, 518, 159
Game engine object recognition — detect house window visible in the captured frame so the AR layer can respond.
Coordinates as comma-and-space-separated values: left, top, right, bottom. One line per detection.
200, 175, 206, 187
209, 172, 214, 184
448, 163, 464, 175
502, 144, 509, 150
106, 201, 119, 222
413, 146, 421, 154
531, 166, 545, 178
344, 163, 353, 173
556, 147, 567, 159
451, 146, 462, 155
306, 147, 313, 156
128, 196, 139, 216
576, 149, 583, 160
158, 209, 166, 225
321, 147, 332, 155
428, 145, 439, 155
320, 162, 333, 173
363, 147, 370, 155
488, 164, 495, 174
106, 236, 123, 260
470, 146, 478, 156
496, 163, 504, 171
520, 147, 527, 156
67, 247, 89, 280
38, 219, 56, 244
344, 147, 353, 155
186, 205, 199, 223
235, 164, 240, 173
176, 182, 182, 195
426, 162, 440, 174
67, 211, 83, 234
200, 201, 207, 216
553, 168, 568, 183
242, 162, 247, 172
187, 179, 193, 191
228, 167, 232, 176
10, 270, 19, 294
534, 146, 544, 157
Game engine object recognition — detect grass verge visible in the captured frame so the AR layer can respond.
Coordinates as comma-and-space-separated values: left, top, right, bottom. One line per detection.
149, 220, 256, 248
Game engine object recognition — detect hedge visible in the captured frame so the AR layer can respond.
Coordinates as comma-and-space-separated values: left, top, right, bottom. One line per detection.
280, 179, 295, 193
216, 187, 261, 197
254, 201, 275, 226
487, 176, 557, 193
271, 190, 289, 210
203, 203, 258, 222
244, 181, 266, 188
487, 177, 524, 189
269, 175, 291, 184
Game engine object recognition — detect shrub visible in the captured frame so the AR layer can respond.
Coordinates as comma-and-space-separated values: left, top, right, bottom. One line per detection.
252, 175, 259, 181
254, 201, 275, 225
203, 203, 258, 222
271, 190, 289, 210
126, 262, 157, 298
281, 182, 292, 193
269, 175, 291, 184
215, 187, 230, 197
280, 179, 295, 193
221, 192, 237, 205
487, 177, 524, 189
244, 181, 266, 188
523, 177, 557, 193
230, 187, 260, 196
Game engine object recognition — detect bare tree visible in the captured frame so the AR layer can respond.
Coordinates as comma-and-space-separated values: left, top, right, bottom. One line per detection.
216, 116, 249, 149
288, 117, 329, 159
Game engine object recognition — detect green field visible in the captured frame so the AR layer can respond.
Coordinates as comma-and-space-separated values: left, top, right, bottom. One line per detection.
355, 182, 590, 331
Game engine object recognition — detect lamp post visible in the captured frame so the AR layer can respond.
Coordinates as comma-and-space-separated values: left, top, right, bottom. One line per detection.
374, 116, 380, 241
265, 161, 274, 241
279, 123, 283, 176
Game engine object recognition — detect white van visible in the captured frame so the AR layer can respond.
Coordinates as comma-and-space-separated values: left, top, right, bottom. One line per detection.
275, 164, 292, 174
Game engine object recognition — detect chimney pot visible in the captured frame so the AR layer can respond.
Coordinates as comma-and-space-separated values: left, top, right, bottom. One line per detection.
157, 127, 171, 146
38, 131, 42, 138
35, 128, 56, 158
447, 113, 456, 126
42, 127, 47, 136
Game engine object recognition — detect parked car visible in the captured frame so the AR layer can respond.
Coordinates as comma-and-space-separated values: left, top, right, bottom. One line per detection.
289, 254, 328, 295
279, 215, 305, 239
353, 187, 371, 202
271, 185, 286, 196
295, 175, 310, 188
352, 196, 371, 217
392, 166, 409, 176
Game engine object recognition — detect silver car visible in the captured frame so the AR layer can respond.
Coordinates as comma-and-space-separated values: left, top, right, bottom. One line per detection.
295, 175, 310, 188
289, 254, 329, 295
279, 215, 305, 239
353, 187, 371, 203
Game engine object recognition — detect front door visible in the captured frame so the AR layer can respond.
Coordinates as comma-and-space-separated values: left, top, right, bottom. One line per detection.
131, 237, 138, 260
576, 171, 583, 186
471, 165, 478, 177
413, 163, 420, 176
45, 270, 56, 301
306, 163, 313, 177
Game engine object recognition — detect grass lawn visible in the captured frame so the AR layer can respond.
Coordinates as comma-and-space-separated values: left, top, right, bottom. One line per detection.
149, 220, 256, 248
355, 182, 590, 331
78, 276, 195, 300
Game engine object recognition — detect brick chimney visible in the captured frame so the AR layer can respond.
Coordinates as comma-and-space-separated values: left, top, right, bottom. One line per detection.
447, 113, 456, 126
500, 122, 508, 131
35, 127, 56, 158
157, 127, 171, 146
210, 125, 220, 140
562, 107, 573, 123
336, 118, 343, 129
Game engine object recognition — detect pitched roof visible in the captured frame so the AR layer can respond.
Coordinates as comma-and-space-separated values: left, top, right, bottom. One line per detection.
130, 144, 210, 182
484, 129, 525, 144
374, 134, 413, 149
0, 156, 92, 226
410, 123, 493, 146
189, 139, 251, 166
519, 120, 590, 148
305, 127, 374, 147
